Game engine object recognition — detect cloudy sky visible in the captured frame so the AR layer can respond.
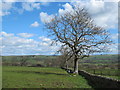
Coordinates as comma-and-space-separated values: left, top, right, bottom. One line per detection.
0, 0, 118, 56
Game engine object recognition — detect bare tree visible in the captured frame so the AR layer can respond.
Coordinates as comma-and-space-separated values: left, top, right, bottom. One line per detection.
19, 56, 28, 66
58, 46, 73, 69
44, 6, 112, 74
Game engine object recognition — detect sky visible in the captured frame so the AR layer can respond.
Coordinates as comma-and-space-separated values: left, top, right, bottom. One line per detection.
0, 0, 119, 56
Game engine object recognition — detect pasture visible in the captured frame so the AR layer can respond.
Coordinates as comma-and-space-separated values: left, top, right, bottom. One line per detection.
2, 54, 119, 88
2, 66, 92, 88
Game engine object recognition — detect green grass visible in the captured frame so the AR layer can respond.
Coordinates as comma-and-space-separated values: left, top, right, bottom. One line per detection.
2, 54, 119, 66
80, 54, 119, 63
3, 66, 92, 88
80, 68, 120, 80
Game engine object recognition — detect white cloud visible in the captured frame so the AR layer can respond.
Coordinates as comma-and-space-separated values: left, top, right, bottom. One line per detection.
107, 43, 118, 54
2, 2, 13, 10
0, 11, 10, 16
1, 31, 61, 55
40, 12, 54, 23
71, 1, 118, 29
22, 2, 41, 11
39, 36, 54, 47
3, 0, 17, 2
40, 1, 117, 29
0, 31, 14, 37
1, 2, 41, 16
31, 21, 40, 27
17, 33, 34, 38
0, 31, 118, 55
58, 3, 74, 15
0, 2, 13, 16
2, 0, 53, 2
111, 33, 119, 40
40, 2, 49, 6
39, 36, 51, 42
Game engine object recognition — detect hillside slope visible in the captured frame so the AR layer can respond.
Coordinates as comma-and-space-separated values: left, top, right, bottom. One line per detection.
2, 54, 119, 67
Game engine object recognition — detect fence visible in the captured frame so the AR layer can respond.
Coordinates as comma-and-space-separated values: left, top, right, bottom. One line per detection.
61, 67, 120, 88
78, 70, 120, 88
82, 69, 120, 76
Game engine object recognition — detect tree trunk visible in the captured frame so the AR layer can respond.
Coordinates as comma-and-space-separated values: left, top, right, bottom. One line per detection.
73, 58, 78, 74
66, 61, 68, 69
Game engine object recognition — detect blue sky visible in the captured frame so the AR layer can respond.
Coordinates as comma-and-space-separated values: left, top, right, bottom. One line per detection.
0, 0, 118, 56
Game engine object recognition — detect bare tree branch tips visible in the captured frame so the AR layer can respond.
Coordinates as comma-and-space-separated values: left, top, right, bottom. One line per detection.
44, 6, 112, 74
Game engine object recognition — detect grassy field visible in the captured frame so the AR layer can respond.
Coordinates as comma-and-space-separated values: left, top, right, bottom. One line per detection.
2, 66, 92, 88
2, 54, 119, 88
80, 54, 119, 65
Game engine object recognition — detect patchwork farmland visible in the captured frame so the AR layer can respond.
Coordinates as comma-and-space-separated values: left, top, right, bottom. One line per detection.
2, 54, 120, 88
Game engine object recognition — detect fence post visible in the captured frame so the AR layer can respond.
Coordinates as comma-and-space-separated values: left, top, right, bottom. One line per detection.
93, 69, 95, 74
101, 70, 102, 75
108, 70, 110, 76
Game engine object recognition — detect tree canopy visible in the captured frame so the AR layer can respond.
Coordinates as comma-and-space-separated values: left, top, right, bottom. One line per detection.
44, 6, 112, 74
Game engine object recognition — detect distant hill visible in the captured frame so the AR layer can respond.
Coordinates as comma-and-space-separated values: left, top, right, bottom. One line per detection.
2, 55, 57, 61
2, 54, 119, 67
80, 54, 119, 64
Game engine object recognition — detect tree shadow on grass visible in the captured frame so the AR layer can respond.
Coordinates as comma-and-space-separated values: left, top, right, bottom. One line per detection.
6, 70, 68, 76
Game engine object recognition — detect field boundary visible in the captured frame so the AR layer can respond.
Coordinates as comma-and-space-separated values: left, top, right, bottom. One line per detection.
61, 68, 120, 88
78, 70, 120, 88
